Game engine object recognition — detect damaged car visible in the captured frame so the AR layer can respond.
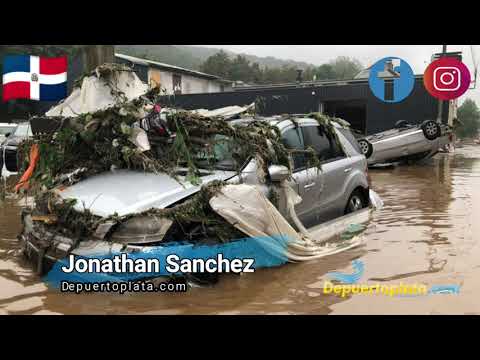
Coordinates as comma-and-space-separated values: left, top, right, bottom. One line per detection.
357, 120, 452, 166
19, 114, 371, 275
0, 122, 18, 144
15, 64, 376, 281
1, 121, 32, 176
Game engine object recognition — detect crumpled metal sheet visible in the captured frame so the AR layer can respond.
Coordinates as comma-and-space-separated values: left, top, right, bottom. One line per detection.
191, 103, 255, 120
46, 70, 149, 118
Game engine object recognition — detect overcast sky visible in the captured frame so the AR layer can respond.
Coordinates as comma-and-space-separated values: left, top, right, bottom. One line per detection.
197, 45, 480, 104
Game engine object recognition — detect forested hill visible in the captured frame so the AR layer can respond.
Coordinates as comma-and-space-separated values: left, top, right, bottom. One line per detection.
115, 45, 316, 70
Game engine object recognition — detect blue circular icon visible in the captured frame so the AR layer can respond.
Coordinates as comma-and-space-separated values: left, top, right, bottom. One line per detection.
368, 57, 415, 103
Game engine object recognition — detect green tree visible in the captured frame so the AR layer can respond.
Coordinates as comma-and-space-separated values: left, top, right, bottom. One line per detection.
302, 67, 315, 81
456, 99, 480, 138
328, 56, 363, 79
314, 64, 336, 80
229, 55, 255, 82
260, 66, 275, 83
199, 50, 232, 78
199, 52, 363, 84
260, 66, 295, 84
251, 62, 263, 83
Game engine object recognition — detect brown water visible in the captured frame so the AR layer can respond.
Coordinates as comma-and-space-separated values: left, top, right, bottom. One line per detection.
2, 145, 480, 315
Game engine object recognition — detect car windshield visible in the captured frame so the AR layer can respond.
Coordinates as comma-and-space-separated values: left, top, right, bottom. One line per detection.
13, 123, 33, 137
193, 134, 246, 171
0, 126, 16, 135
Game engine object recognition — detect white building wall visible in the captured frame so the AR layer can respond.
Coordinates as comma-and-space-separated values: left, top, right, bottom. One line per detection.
222, 83, 233, 92
148, 68, 173, 94
148, 67, 226, 95
182, 74, 211, 94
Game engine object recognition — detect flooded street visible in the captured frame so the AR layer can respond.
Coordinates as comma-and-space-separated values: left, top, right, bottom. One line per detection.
1, 144, 480, 315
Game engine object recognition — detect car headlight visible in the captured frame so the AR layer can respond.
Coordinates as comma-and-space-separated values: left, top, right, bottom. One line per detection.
110, 215, 173, 245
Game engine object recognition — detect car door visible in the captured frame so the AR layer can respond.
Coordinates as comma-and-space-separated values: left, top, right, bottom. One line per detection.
280, 124, 321, 227
301, 124, 353, 222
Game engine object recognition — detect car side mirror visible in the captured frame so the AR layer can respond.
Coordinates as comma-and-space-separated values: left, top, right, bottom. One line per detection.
268, 165, 290, 182
4, 133, 10, 138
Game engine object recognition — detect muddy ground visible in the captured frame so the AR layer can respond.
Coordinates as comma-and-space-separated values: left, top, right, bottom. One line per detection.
1, 144, 480, 315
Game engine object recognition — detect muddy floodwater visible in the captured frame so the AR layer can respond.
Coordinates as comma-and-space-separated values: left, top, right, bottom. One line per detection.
2, 144, 480, 315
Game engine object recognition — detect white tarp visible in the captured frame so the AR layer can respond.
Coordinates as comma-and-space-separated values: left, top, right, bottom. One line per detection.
46, 70, 149, 118
209, 184, 302, 243
210, 184, 366, 262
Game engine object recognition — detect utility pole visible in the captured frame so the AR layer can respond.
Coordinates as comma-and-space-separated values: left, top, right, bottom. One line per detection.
436, 44, 448, 123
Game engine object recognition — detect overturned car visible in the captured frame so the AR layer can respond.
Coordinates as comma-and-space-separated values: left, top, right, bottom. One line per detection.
15, 64, 377, 283
357, 120, 451, 166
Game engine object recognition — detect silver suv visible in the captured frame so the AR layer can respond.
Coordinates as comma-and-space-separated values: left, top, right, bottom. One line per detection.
56, 116, 370, 227
257, 116, 370, 226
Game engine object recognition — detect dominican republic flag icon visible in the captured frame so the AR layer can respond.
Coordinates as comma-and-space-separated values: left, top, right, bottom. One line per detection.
2, 55, 67, 102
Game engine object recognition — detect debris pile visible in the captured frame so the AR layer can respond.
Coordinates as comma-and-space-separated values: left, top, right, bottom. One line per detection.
17, 63, 359, 250
47, 63, 149, 117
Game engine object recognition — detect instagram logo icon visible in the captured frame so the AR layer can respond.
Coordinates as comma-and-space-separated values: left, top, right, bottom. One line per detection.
424, 57, 471, 100
434, 67, 461, 91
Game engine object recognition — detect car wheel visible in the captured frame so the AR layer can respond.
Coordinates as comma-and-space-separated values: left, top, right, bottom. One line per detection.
345, 189, 367, 214
422, 120, 441, 140
357, 139, 373, 158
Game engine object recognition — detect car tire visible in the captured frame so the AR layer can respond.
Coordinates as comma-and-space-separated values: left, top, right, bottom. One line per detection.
357, 139, 373, 158
422, 120, 441, 141
345, 189, 368, 215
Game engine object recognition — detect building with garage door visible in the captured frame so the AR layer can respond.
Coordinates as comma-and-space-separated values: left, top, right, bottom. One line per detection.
158, 54, 462, 135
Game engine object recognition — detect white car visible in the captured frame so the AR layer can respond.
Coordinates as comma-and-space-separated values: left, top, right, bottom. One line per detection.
357, 120, 451, 166
0, 123, 17, 144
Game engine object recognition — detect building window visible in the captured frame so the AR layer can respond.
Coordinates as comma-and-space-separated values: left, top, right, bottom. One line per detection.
172, 74, 182, 95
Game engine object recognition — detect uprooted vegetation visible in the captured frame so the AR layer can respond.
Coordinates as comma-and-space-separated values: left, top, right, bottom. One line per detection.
19, 100, 294, 191
73, 63, 135, 90
20, 104, 296, 244
18, 64, 351, 245
21, 111, 349, 244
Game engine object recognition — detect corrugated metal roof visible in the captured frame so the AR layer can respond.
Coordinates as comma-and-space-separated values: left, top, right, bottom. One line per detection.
115, 53, 230, 82
354, 67, 371, 79
231, 75, 425, 92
